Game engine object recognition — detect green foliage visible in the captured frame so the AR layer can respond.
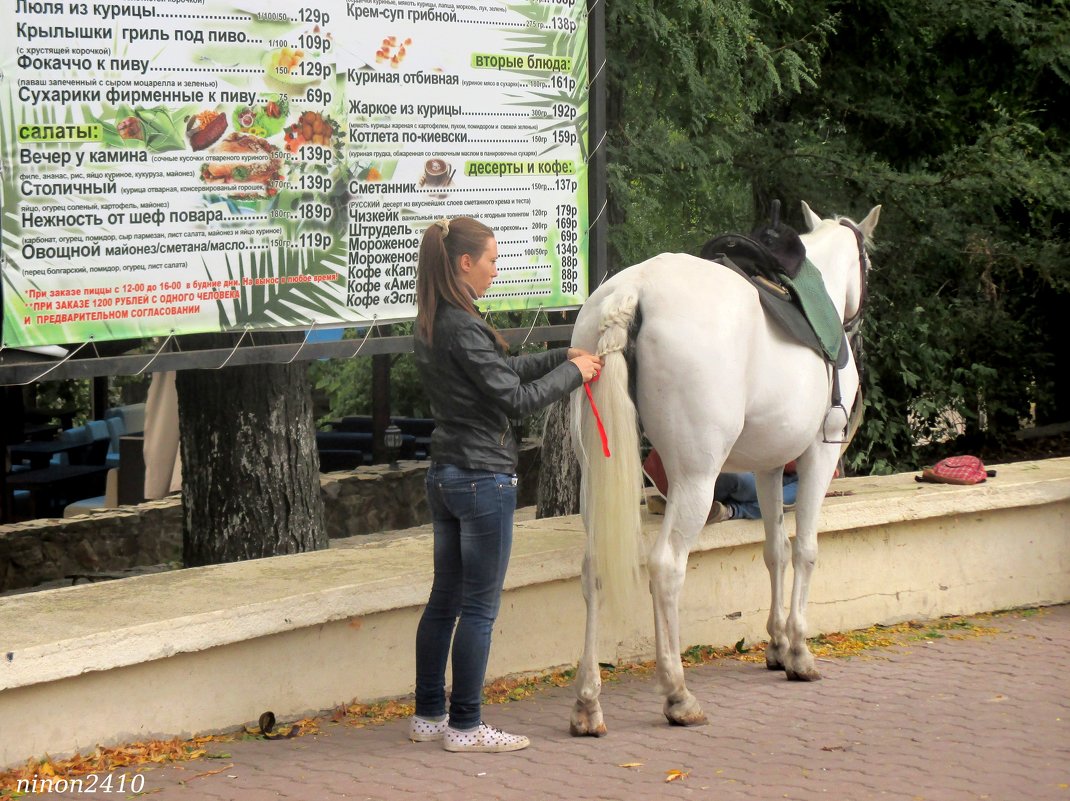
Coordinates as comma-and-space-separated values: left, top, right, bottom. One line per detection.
308, 311, 551, 425
308, 324, 428, 421
753, 0, 1070, 470
605, 0, 1070, 473
310, 352, 426, 422
28, 380, 93, 427
604, 0, 837, 266
312, 0, 1068, 475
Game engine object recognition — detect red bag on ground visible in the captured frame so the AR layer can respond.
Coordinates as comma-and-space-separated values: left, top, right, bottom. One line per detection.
916, 455, 996, 485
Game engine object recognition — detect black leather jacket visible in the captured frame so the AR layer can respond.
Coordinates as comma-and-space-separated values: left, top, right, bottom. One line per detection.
415, 303, 582, 473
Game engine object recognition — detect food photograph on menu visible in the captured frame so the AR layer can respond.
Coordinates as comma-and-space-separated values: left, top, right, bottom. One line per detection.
1, 0, 591, 348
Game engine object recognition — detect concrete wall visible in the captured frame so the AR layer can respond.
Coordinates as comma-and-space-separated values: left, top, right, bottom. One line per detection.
0, 499, 183, 593
1, 458, 1068, 768
0, 443, 542, 593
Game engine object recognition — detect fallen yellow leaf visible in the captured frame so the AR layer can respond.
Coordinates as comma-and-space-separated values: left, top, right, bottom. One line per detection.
190, 763, 235, 781
665, 769, 689, 783
618, 762, 643, 768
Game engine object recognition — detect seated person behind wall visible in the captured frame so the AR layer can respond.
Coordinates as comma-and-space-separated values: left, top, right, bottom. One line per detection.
642, 449, 798, 522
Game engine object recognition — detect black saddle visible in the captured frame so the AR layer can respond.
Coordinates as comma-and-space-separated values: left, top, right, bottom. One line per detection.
712, 257, 849, 370
700, 200, 806, 281
699, 201, 848, 369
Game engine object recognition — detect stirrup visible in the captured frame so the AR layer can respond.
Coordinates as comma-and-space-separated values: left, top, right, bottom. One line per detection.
822, 403, 850, 445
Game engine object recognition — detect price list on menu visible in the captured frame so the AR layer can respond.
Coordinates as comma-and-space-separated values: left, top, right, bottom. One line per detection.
1, 0, 591, 348
340, 0, 590, 320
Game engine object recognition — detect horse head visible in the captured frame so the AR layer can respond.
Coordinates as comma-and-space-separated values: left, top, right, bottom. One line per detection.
800, 201, 880, 327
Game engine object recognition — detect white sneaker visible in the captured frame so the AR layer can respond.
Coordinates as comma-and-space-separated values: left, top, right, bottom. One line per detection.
408, 715, 449, 742
443, 722, 530, 753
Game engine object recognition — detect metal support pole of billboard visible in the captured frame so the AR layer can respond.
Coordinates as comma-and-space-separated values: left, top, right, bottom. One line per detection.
587, 0, 609, 291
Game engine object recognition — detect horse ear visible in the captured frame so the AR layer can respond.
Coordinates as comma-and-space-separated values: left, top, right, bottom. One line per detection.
800, 201, 822, 232
859, 205, 882, 239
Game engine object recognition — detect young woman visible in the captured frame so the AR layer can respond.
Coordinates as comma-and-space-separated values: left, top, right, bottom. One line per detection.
409, 216, 601, 753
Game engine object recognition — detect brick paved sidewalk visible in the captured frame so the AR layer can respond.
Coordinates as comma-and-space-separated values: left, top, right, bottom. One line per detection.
23, 605, 1070, 801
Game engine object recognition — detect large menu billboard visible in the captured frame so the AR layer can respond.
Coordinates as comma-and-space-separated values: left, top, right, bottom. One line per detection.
1, 0, 591, 348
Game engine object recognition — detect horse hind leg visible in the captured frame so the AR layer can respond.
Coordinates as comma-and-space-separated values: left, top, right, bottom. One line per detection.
648, 477, 713, 727
570, 552, 607, 736
754, 468, 791, 671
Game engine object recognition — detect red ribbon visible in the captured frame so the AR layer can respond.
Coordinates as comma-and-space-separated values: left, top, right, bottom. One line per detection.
583, 372, 611, 458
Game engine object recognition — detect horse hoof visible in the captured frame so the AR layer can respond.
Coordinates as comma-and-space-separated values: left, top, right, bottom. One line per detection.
666, 709, 708, 727
765, 642, 789, 671
663, 698, 708, 727
569, 720, 608, 737
785, 667, 822, 682
669, 714, 708, 727
570, 701, 607, 737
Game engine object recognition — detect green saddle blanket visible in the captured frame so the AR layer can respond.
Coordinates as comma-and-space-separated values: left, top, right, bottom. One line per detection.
782, 258, 843, 365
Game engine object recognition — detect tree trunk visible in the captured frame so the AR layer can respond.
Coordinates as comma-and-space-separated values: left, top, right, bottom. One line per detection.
536, 397, 580, 517
175, 332, 327, 567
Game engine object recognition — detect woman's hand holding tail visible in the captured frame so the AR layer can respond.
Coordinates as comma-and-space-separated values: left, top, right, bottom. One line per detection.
567, 347, 598, 361
570, 353, 603, 383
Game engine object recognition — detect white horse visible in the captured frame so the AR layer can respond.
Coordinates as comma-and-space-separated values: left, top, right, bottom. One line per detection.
568, 201, 880, 735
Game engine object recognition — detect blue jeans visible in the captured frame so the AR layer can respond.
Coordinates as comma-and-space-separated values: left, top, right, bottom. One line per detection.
415, 463, 518, 730
714, 472, 799, 520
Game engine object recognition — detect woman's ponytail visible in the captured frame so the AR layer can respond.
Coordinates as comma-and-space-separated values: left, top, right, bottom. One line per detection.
415, 216, 507, 349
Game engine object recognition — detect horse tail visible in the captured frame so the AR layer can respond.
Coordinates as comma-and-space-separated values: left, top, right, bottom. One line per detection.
573, 284, 643, 612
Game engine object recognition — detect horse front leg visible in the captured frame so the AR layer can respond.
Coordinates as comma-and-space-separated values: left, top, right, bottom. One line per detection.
648, 488, 710, 726
570, 551, 607, 736
753, 469, 790, 671
781, 453, 837, 681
